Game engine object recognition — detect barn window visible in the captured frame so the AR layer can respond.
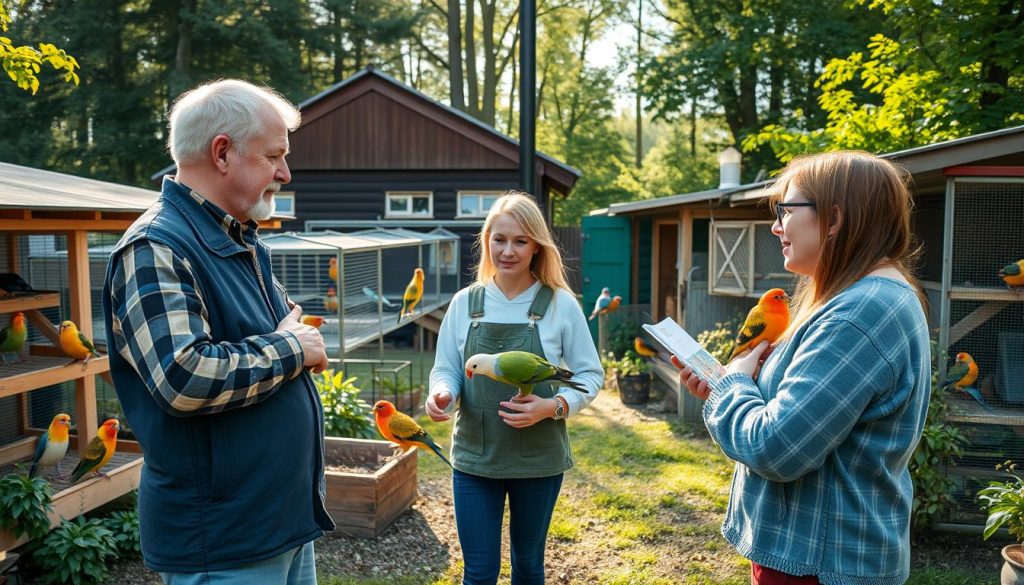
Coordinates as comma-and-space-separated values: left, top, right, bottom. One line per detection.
386, 192, 433, 218
274, 191, 295, 216
457, 191, 503, 218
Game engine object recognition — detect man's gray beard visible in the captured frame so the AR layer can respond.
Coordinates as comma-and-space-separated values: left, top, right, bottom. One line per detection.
248, 193, 275, 221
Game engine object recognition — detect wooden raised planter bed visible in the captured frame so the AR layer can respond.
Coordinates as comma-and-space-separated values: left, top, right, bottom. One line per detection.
323, 437, 417, 539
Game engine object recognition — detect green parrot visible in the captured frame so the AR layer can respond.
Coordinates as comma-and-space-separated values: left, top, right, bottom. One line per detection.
465, 351, 588, 401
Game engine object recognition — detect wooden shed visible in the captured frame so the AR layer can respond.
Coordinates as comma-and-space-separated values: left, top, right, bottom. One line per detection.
152, 67, 582, 282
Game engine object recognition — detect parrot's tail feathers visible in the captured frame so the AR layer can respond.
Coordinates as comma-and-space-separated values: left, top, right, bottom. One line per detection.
428, 443, 453, 468
564, 378, 588, 393
27, 463, 38, 479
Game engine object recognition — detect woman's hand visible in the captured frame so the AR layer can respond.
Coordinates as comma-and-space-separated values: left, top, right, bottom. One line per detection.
497, 394, 556, 428
726, 341, 773, 379
425, 391, 452, 422
671, 341, 773, 401
670, 356, 711, 401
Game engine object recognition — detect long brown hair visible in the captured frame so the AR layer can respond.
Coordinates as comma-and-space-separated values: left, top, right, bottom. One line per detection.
768, 151, 926, 336
475, 191, 573, 293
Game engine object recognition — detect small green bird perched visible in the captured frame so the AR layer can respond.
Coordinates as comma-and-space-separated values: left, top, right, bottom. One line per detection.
465, 351, 588, 401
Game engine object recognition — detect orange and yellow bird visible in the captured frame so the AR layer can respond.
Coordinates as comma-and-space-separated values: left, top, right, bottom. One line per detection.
372, 400, 451, 467
397, 268, 425, 323
59, 320, 101, 370
634, 336, 658, 358
70, 419, 119, 484
0, 311, 27, 363
328, 257, 339, 284
729, 288, 791, 361
324, 286, 339, 313
28, 413, 71, 479
1000, 259, 1024, 288
301, 315, 325, 329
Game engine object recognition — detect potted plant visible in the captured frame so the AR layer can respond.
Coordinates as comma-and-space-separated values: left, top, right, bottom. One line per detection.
615, 351, 651, 405
313, 370, 418, 538
978, 460, 1024, 584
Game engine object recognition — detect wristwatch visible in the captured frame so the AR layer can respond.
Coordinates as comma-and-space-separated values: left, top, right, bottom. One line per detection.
553, 396, 568, 420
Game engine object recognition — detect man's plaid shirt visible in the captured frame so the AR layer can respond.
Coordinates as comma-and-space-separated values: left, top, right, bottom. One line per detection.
108, 188, 304, 416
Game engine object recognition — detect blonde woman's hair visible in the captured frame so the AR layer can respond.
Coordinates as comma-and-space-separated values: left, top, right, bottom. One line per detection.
767, 151, 926, 337
475, 191, 573, 293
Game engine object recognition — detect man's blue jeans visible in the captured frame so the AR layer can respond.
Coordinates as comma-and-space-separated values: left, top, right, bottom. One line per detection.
158, 541, 316, 585
453, 469, 564, 585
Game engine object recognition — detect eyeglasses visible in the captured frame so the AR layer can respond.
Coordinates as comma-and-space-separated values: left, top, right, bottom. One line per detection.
775, 202, 816, 223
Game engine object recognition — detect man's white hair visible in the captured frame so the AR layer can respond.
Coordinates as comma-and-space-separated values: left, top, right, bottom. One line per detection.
168, 79, 301, 165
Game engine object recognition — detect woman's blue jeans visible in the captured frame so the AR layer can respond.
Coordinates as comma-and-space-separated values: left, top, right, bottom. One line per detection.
452, 469, 564, 585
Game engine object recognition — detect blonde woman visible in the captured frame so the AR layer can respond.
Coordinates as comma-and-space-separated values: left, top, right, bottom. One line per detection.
676, 151, 930, 585
426, 191, 603, 585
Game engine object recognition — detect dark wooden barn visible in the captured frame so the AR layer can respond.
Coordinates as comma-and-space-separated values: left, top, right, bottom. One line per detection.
152, 67, 581, 282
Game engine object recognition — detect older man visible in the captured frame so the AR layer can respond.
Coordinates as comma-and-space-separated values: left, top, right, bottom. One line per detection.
102, 80, 334, 584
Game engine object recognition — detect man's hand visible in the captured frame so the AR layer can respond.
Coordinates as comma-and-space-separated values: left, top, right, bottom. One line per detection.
277, 305, 328, 374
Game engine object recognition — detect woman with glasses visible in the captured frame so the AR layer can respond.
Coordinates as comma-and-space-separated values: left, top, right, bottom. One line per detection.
674, 151, 930, 585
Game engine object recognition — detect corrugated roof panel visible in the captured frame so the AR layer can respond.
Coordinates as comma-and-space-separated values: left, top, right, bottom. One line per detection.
0, 162, 158, 211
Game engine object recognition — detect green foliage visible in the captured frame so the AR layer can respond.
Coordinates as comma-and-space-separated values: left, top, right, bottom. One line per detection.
615, 351, 650, 377
909, 341, 968, 534
101, 509, 141, 558
0, 472, 53, 540
746, 0, 1024, 164
32, 516, 117, 585
979, 461, 1024, 543
608, 321, 642, 358
0, 1, 80, 94
696, 318, 740, 365
315, 369, 376, 439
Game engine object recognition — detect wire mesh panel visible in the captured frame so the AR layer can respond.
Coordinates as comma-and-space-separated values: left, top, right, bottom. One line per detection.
338, 250, 382, 350
938, 179, 1024, 527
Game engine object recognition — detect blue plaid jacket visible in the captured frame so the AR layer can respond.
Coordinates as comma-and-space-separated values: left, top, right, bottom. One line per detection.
102, 178, 334, 573
704, 277, 930, 585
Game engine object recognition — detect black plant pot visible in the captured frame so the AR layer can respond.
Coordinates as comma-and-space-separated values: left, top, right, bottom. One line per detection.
617, 373, 651, 405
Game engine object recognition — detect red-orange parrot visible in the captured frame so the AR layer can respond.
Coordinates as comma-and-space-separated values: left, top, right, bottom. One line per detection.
70, 419, 120, 484
372, 400, 451, 467
729, 288, 791, 361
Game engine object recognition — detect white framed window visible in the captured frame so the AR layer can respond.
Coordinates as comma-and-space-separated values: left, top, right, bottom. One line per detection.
385, 191, 433, 218
457, 191, 503, 218
274, 191, 296, 216
709, 220, 789, 296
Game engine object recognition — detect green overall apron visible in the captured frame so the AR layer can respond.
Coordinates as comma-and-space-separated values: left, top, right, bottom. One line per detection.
451, 283, 573, 479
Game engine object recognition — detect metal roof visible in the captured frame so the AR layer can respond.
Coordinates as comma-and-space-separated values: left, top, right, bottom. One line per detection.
263, 227, 458, 253
0, 161, 158, 211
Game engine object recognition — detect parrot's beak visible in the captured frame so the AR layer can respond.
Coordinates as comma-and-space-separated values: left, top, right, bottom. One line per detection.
465, 368, 473, 378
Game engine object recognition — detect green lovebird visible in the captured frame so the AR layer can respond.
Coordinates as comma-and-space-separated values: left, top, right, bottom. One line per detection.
465, 351, 587, 401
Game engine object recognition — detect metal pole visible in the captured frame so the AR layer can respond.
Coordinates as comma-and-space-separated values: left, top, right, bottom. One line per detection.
377, 248, 384, 358
937, 177, 956, 383
518, 0, 536, 195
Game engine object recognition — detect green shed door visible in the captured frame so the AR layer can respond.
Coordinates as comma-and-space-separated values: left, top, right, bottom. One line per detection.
581, 215, 632, 336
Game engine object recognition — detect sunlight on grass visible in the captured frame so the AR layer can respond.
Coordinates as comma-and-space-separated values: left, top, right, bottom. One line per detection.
548, 517, 583, 542
905, 569, 990, 585
598, 566, 678, 585
622, 549, 659, 566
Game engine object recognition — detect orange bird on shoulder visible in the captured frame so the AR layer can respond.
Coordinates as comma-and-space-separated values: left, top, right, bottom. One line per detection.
373, 400, 451, 467
729, 288, 791, 361
70, 419, 120, 484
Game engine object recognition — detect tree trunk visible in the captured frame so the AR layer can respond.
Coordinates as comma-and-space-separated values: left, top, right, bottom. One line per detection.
447, 0, 465, 110
170, 0, 196, 98
480, 0, 497, 126
465, 0, 480, 118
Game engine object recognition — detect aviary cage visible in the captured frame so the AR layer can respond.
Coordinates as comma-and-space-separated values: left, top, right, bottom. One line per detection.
263, 228, 460, 358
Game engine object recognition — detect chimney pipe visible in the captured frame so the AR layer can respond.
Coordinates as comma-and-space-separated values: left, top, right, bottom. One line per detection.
718, 146, 742, 189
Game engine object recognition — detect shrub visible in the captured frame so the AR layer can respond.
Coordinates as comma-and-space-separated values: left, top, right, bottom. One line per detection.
696, 318, 740, 364
32, 516, 117, 585
608, 321, 641, 358
616, 351, 651, 377
101, 509, 141, 558
0, 472, 53, 540
909, 340, 968, 534
315, 369, 376, 439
